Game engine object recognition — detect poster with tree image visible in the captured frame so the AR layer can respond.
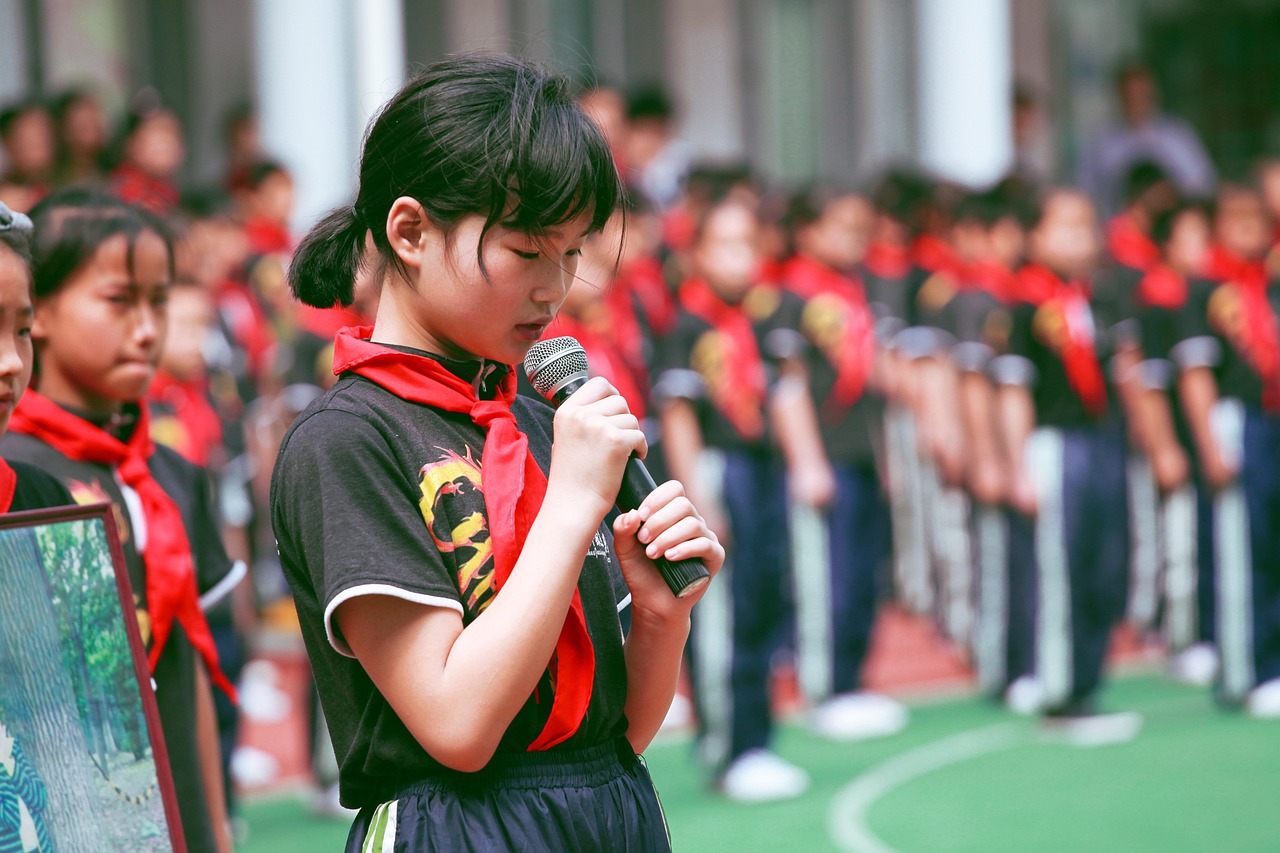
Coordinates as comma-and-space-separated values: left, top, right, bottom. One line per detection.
0, 503, 183, 852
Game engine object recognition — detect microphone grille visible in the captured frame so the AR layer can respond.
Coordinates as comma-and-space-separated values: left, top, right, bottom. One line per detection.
523, 336, 589, 397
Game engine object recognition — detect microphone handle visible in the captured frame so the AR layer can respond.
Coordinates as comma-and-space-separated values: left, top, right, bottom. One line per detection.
550, 375, 710, 598
615, 456, 712, 599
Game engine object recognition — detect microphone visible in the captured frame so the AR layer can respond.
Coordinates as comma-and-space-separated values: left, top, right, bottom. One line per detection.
524, 336, 712, 598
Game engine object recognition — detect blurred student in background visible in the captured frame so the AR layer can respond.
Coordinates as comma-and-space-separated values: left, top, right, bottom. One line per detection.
0, 99, 56, 213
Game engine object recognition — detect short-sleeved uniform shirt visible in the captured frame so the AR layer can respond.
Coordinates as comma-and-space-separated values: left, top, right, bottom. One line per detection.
270, 354, 632, 809
6, 460, 74, 512
0, 408, 238, 853
759, 276, 883, 466
1171, 277, 1280, 411
989, 274, 1120, 428
653, 285, 778, 453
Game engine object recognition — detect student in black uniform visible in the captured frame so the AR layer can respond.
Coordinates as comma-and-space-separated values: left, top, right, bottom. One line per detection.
992, 189, 1142, 738
0, 190, 240, 853
655, 191, 806, 803
0, 201, 72, 512
1172, 185, 1280, 716
767, 185, 906, 741
272, 55, 723, 851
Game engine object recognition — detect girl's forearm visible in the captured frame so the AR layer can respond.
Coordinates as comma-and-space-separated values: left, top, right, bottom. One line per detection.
622, 612, 692, 753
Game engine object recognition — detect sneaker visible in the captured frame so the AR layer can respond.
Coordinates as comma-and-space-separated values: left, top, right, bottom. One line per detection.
311, 783, 359, 820
658, 692, 694, 734
1004, 675, 1045, 716
809, 693, 908, 741
1246, 678, 1280, 720
719, 749, 810, 803
1042, 710, 1144, 747
1168, 643, 1219, 688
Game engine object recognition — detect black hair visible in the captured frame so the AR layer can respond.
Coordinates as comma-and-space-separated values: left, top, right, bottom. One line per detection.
781, 183, 859, 253
1122, 159, 1170, 205
0, 202, 33, 265
0, 97, 50, 139
288, 54, 621, 309
179, 186, 237, 220
1150, 199, 1209, 248
626, 83, 675, 122
868, 167, 931, 232
229, 159, 291, 194
27, 188, 176, 300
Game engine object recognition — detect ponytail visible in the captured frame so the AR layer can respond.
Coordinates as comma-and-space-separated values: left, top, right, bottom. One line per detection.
288, 205, 366, 308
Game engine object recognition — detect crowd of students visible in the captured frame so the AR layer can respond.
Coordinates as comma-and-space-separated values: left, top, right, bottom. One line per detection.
2, 66, 1280, 849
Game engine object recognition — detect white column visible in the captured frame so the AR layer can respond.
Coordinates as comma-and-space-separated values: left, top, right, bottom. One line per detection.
852, 0, 916, 181
664, 0, 744, 160
352, 0, 406, 128
254, 0, 359, 232
915, 0, 1013, 187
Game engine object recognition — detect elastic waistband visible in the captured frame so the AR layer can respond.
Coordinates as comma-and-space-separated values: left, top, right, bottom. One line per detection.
394, 737, 640, 794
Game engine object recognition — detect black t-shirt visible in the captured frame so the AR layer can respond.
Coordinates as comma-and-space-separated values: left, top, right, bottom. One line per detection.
759, 285, 883, 465
270, 358, 632, 808
989, 290, 1120, 429
0, 410, 238, 853
1172, 278, 1280, 410
949, 289, 1012, 375
653, 285, 777, 453
7, 459, 74, 511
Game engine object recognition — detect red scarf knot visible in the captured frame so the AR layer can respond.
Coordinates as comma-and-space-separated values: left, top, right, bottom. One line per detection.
1015, 265, 1109, 416
677, 280, 768, 441
780, 255, 877, 409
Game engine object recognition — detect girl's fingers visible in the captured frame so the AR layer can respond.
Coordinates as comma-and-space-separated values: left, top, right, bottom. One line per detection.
636, 479, 692, 522
640, 514, 710, 562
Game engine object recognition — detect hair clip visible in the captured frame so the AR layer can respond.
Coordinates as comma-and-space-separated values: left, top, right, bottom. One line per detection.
0, 201, 33, 235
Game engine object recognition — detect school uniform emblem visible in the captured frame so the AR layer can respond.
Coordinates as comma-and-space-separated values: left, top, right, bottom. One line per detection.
417, 449, 495, 616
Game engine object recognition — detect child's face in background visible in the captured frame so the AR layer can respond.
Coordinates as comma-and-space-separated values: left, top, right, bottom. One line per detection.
248, 171, 295, 226
62, 97, 107, 159
34, 230, 171, 415
1166, 209, 1210, 275
1030, 191, 1098, 280
126, 112, 185, 179
1258, 162, 1280, 222
3, 108, 55, 178
561, 227, 619, 317
1215, 190, 1271, 260
177, 217, 249, 287
693, 202, 760, 303
989, 217, 1026, 270
158, 286, 212, 382
0, 246, 34, 432
802, 195, 873, 272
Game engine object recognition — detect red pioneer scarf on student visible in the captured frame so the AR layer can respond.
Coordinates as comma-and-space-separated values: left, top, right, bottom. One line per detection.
678, 278, 768, 441
149, 370, 224, 468
1106, 212, 1160, 271
0, 457, 16, 513
1205, 246, 1280, 411
9, 390, 237, 698
331, 327, 594, 750
1015, 264, 1109, 416
863, 241, 913, 280
781, 255, 877, 408
547, 311, 648, 422
1136, 265, 1188, 309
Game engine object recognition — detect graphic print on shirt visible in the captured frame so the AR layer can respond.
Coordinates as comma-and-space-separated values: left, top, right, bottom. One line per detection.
416, 448, 496, 618
66, 477, 151, 645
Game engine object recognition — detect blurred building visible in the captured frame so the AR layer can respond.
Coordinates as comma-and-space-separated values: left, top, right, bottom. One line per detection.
3, 0, 1279, 227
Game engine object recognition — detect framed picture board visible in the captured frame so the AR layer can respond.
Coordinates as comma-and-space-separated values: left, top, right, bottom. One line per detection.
0, 502, 185, 852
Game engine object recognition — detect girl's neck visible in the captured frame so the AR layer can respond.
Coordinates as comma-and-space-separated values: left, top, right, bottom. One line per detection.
35, 372, 125, 425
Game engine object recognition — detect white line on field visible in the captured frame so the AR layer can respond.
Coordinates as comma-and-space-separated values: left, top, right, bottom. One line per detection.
827, 723, 1026, 853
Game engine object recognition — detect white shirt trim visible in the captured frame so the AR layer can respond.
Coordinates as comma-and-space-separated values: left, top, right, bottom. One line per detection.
200, 560, 248, 611
324, 584, 464, 658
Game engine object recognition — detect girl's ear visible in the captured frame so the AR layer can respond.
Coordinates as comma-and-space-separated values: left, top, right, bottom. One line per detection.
385, 197, 435, 273
30, 299, 53, 343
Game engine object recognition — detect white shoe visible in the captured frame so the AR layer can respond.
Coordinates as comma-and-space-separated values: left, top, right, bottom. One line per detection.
311, 783, 359, 820
1246, 678, 1280, 720
810, 693, 908, 741
1005, 675, 1045, 716
719, 749, 810, 803
1168, 643, 1219, 688
658, 692, 695, 734
1043, 711, 1144, 747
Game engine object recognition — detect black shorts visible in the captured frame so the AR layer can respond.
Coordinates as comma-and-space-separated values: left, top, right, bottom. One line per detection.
345, 737, 671, 852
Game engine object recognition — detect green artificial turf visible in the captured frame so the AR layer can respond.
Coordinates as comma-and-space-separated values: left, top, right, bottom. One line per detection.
236, 676, 1280, 852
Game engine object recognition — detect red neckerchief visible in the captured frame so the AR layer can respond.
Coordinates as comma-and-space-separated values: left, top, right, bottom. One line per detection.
297, 304, 367, 340
780, 255, 876, 408
1205, 246, 1280, 410
546, 311, 649, 421
913, 234, 962, 275
111, 163, 179, 215
863, 241, 914, 280
616, 257, 677, 336
243, 218, 293, 256
1014, 264, 1109, 416
1136, 265, 1188, 309
331, 328, 594, 750
148, 370, 224, 468
215, 278, 275, 381
967, 259, 1016, 303
9, 390, 237, 698
0, 457, 15, 512
661, 206, 696, 252
1106, 212, 1160, 271
599, 280, 648, 377
678, 278, 768, 441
